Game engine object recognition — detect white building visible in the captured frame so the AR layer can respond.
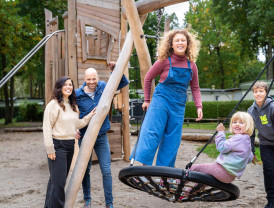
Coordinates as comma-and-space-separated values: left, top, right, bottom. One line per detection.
186, 80, 274, 102
133, 80, 274, 102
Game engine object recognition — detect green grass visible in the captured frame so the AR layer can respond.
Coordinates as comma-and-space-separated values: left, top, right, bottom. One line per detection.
183, 122, 220, 131
0, 119, 38, 128
197, 143, 261, 163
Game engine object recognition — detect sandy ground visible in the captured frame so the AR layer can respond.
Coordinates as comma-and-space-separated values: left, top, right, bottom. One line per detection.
0, 126, 268, 208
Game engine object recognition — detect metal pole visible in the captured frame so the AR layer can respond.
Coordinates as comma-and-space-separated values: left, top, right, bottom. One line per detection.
0, 30, 65, 88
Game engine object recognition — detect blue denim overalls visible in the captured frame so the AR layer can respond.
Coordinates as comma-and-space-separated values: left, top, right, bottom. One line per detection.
132, 57, 192, 167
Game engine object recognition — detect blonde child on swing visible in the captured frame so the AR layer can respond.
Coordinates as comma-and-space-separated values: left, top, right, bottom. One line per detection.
190, 111, 254, 183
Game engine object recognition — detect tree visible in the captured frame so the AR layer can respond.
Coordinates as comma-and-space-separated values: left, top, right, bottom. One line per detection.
185, 0, 246, 89
0, 0, 36, 124
213, 0, 274, 79
16, 0, 67, 99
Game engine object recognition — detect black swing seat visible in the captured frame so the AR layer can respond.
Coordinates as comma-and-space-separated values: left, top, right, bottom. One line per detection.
119, 166, 240, 203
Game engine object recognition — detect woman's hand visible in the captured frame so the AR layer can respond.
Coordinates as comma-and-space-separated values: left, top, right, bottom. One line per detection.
196, 108, 203, 121
142, 102, 150, 111
75, 129, 81, 140
89, 107, 96, 117
216, 123, 225, 132
48, 152, 56, 160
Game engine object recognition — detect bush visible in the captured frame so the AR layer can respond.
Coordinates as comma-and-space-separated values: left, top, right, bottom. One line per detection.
15, 103, 43, 122
0, 106, 20, 119
185, 100, 254, 119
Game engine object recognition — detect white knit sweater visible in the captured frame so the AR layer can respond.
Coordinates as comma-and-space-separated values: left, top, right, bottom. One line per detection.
42, 98, 93, 154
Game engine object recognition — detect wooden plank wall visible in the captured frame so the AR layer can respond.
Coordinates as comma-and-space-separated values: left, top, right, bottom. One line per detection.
76, 0, 120, 86
92, 122, 122, 161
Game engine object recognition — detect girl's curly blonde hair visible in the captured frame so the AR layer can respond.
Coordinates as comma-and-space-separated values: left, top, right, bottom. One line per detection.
157, 29, 200, 62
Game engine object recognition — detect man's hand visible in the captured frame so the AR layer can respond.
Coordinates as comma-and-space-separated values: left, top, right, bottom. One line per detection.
75, 129, 81, 140
48, 152, 56, 160
108, 62, 116, 72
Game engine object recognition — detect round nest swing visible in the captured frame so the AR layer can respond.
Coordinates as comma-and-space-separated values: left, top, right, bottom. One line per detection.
119, 166, 239, 203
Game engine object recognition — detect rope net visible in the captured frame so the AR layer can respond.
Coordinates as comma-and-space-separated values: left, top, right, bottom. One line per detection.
119, 166, 239, 203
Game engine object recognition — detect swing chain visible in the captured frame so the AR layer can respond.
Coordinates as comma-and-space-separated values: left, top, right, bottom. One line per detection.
155, 8, 164, 49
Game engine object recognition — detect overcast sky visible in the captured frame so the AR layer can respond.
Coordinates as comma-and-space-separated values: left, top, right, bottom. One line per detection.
165, 1, 189, 27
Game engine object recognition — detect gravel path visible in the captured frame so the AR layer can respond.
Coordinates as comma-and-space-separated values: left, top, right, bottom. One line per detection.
0, 129, 267, 208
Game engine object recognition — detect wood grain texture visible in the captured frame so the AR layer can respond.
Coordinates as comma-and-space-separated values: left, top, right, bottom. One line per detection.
64, 15, 147, 208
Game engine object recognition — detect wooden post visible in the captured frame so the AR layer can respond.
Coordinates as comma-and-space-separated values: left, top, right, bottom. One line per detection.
64, 16, 148, 208
44, 9, 53, 105
120, 6, 130, 161
52, 16, 59, 84
164, 17, 170, 33
121, 0, 187, 19
62, 12, 69, 76
67, 0, 78, 86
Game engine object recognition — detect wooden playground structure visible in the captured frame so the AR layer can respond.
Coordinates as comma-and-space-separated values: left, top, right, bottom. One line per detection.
43, 0, 187, 207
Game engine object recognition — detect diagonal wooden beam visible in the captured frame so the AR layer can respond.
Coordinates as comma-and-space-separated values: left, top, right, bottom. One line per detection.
122, 0, 155, 92
122, 0, 188, 19
64, 15, 148, 208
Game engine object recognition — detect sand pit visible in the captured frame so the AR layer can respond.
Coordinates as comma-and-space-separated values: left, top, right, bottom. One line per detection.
0, 127, 267, 208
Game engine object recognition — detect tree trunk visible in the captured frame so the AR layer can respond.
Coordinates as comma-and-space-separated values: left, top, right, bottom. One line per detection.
2, 51, 14, 124
267, 40, 273, 80
216, 46, 225, 89
9, 77, 14, 121
3, 81, 11, 124
1, 50, 11, 124
29, 75, 33, 98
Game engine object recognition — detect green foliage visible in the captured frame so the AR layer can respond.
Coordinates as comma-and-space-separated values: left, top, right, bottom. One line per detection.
129, 89, 142, 99
16, 103, 43, 122
212, 0, 274, 56
185, 0, 261, 89
0, 1, 36, 69
237, 60, 265, 83
183, 123, 217, 131
0, 106, 20, 119
185, 100, 254, 119
17, 0, 67, 32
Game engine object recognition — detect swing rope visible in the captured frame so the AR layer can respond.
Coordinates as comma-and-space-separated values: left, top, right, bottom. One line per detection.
185, 55, 274, 169
130, 110, 146, 166
155, 8, 164, 50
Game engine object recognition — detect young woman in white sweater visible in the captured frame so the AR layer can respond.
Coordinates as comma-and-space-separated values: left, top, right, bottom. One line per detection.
43, 76, 95, 208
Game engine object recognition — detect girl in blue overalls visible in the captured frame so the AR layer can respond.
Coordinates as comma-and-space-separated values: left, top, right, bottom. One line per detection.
130, 29, 203, 167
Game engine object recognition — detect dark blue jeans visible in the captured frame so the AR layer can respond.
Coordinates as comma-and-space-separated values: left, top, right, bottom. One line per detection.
78, 133, 113, 207
44, 139, 75, 208
260, 145, 274, 201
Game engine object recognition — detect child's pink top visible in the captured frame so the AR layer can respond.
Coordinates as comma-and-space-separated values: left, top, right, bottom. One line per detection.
144, 53, 202, 109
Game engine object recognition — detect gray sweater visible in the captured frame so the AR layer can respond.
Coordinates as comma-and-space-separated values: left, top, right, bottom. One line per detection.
248, 98, 274, 153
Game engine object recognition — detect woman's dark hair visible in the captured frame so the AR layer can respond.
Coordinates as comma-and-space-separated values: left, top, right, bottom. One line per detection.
51, 76, 77, 112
